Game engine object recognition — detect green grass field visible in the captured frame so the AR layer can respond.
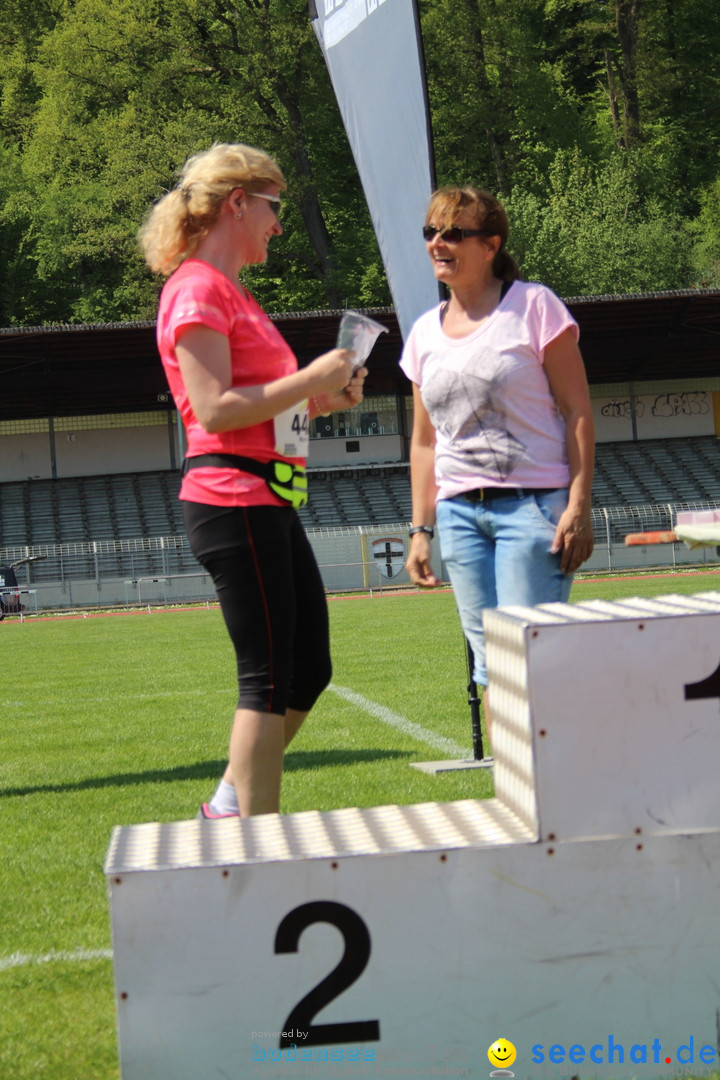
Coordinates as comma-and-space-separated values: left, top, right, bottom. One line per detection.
2, 569, 720, 1079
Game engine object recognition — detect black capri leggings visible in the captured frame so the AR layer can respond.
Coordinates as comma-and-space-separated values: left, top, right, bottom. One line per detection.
183, 501, 332, 715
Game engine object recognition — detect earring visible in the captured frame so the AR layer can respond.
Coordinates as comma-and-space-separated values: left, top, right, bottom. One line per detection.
235, 211, 243, 219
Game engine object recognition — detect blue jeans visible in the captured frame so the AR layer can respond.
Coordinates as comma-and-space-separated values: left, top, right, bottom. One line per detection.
436, 489, 573, 686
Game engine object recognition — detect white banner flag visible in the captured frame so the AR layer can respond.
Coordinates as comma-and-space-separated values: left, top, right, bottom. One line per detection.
311, 0, 440, 339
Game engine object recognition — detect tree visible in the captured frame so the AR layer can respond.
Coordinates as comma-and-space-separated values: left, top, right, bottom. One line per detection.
506, 148, 692, 296
689, 176, 720, 288
0, 0, 63, 144
2, 0, 388, 323
419, 0, 594, 194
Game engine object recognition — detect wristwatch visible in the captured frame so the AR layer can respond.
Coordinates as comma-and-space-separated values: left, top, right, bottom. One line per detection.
408, 525, 434, 539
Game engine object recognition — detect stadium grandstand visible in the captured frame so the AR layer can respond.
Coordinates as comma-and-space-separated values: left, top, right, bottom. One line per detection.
2, 289, 720, 610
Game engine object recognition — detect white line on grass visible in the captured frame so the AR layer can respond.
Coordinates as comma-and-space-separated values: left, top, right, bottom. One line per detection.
3, 681, 470, 763
2, 687, 472, 762
0, 947, 112, 972
327, 683, 471, 759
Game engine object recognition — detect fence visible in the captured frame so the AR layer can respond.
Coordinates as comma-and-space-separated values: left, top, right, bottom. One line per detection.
1, 502, 719, 614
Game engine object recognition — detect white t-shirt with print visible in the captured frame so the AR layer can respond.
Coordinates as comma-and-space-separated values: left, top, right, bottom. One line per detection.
400, 280, 579, 501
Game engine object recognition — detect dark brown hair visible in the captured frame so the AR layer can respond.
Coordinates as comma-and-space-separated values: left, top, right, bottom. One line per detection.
426, 186, 521, 283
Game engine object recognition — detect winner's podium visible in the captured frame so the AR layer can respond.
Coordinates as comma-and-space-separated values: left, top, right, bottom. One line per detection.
105, 592, 720, 1079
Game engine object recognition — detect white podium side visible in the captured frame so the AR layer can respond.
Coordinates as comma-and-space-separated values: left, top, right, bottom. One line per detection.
105, 592, 720, 1079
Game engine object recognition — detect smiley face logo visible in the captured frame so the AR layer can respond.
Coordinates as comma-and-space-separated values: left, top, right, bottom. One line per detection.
488, 1038, 517, 1073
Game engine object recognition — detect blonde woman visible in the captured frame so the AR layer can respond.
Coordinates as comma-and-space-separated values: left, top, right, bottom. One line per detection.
140, 143, 366, 817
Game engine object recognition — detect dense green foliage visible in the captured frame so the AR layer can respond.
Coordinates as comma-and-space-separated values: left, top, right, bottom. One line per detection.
0, 0, 718, 325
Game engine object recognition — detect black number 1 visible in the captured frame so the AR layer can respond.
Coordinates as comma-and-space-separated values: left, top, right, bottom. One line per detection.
685, 658, 720, 701
274, 900, 381, 1048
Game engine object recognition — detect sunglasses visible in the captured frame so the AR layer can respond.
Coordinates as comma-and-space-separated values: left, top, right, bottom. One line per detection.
422, 225, 494, 243
251, 191, 282, 217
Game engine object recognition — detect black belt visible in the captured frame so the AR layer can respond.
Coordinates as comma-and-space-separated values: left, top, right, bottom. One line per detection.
182, 453, 272, 480
461, 486, 561, 502
181, 453, 308, 509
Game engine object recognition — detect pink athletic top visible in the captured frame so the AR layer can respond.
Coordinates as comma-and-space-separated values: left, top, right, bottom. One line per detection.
157, 259, 302, 507
400, 281, 579, 501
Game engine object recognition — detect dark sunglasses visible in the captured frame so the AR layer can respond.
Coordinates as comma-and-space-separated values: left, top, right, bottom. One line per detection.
422, 225, 494, 243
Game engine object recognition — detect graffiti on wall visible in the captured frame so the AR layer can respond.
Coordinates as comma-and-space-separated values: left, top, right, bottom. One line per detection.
650, 392, 710, 417
600, 392, 710, 421
601, 400, 644, 419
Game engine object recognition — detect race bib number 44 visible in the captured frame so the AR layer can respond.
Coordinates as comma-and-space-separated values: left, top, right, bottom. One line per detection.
275, 401, 309, 458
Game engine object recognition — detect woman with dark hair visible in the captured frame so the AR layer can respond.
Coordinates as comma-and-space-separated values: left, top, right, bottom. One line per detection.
140, 143, 366, 817
402, 186, 595, 734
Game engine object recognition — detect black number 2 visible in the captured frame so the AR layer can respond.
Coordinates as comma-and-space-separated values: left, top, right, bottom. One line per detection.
274, 900, 381, 1048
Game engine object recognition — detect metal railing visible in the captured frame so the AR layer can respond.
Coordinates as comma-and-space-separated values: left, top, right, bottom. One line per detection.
1, 501, 719, 613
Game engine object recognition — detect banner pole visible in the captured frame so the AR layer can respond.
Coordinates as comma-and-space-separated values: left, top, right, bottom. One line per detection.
465, 640, 486, 761
411, 635, 493, 773
411, 0, 437, 191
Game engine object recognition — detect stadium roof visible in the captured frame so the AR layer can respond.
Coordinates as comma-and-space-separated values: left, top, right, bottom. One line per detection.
1, 289, 719, 421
